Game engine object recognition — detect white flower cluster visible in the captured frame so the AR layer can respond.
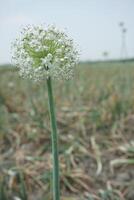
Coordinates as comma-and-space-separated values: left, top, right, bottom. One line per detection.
11, 25, 79, 81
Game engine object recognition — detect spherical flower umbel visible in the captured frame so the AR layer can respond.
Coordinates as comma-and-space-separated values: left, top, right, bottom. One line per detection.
12, 24, 79, 81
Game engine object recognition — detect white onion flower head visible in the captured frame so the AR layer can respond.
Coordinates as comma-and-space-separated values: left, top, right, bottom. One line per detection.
11, 25, 79, 82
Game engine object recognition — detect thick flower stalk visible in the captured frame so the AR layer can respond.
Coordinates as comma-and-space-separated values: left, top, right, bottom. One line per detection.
11, 24, 79, 200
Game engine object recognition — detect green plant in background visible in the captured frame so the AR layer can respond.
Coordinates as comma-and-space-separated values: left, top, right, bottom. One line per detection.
0, 179, 8, 200
11, 24, 79, 200
99, 189, 121, 200
19, 170, 28, 200
0, 169, 28, 200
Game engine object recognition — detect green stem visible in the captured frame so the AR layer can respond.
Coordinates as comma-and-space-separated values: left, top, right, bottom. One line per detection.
47, 77, 60, 200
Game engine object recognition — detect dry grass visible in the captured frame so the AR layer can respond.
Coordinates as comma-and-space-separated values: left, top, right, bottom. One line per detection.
0, 61, 134, 200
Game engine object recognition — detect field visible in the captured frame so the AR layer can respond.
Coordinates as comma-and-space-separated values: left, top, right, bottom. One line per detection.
0, 61, 134, 200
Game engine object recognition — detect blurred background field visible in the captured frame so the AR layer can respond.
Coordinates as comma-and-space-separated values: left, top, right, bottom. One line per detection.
0, 61, 134, 200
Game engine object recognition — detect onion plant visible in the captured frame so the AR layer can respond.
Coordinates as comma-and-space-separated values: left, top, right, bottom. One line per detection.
11, 24, 79, 200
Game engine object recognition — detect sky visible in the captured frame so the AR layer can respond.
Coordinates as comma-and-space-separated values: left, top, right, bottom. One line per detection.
0, 0, 134, 64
